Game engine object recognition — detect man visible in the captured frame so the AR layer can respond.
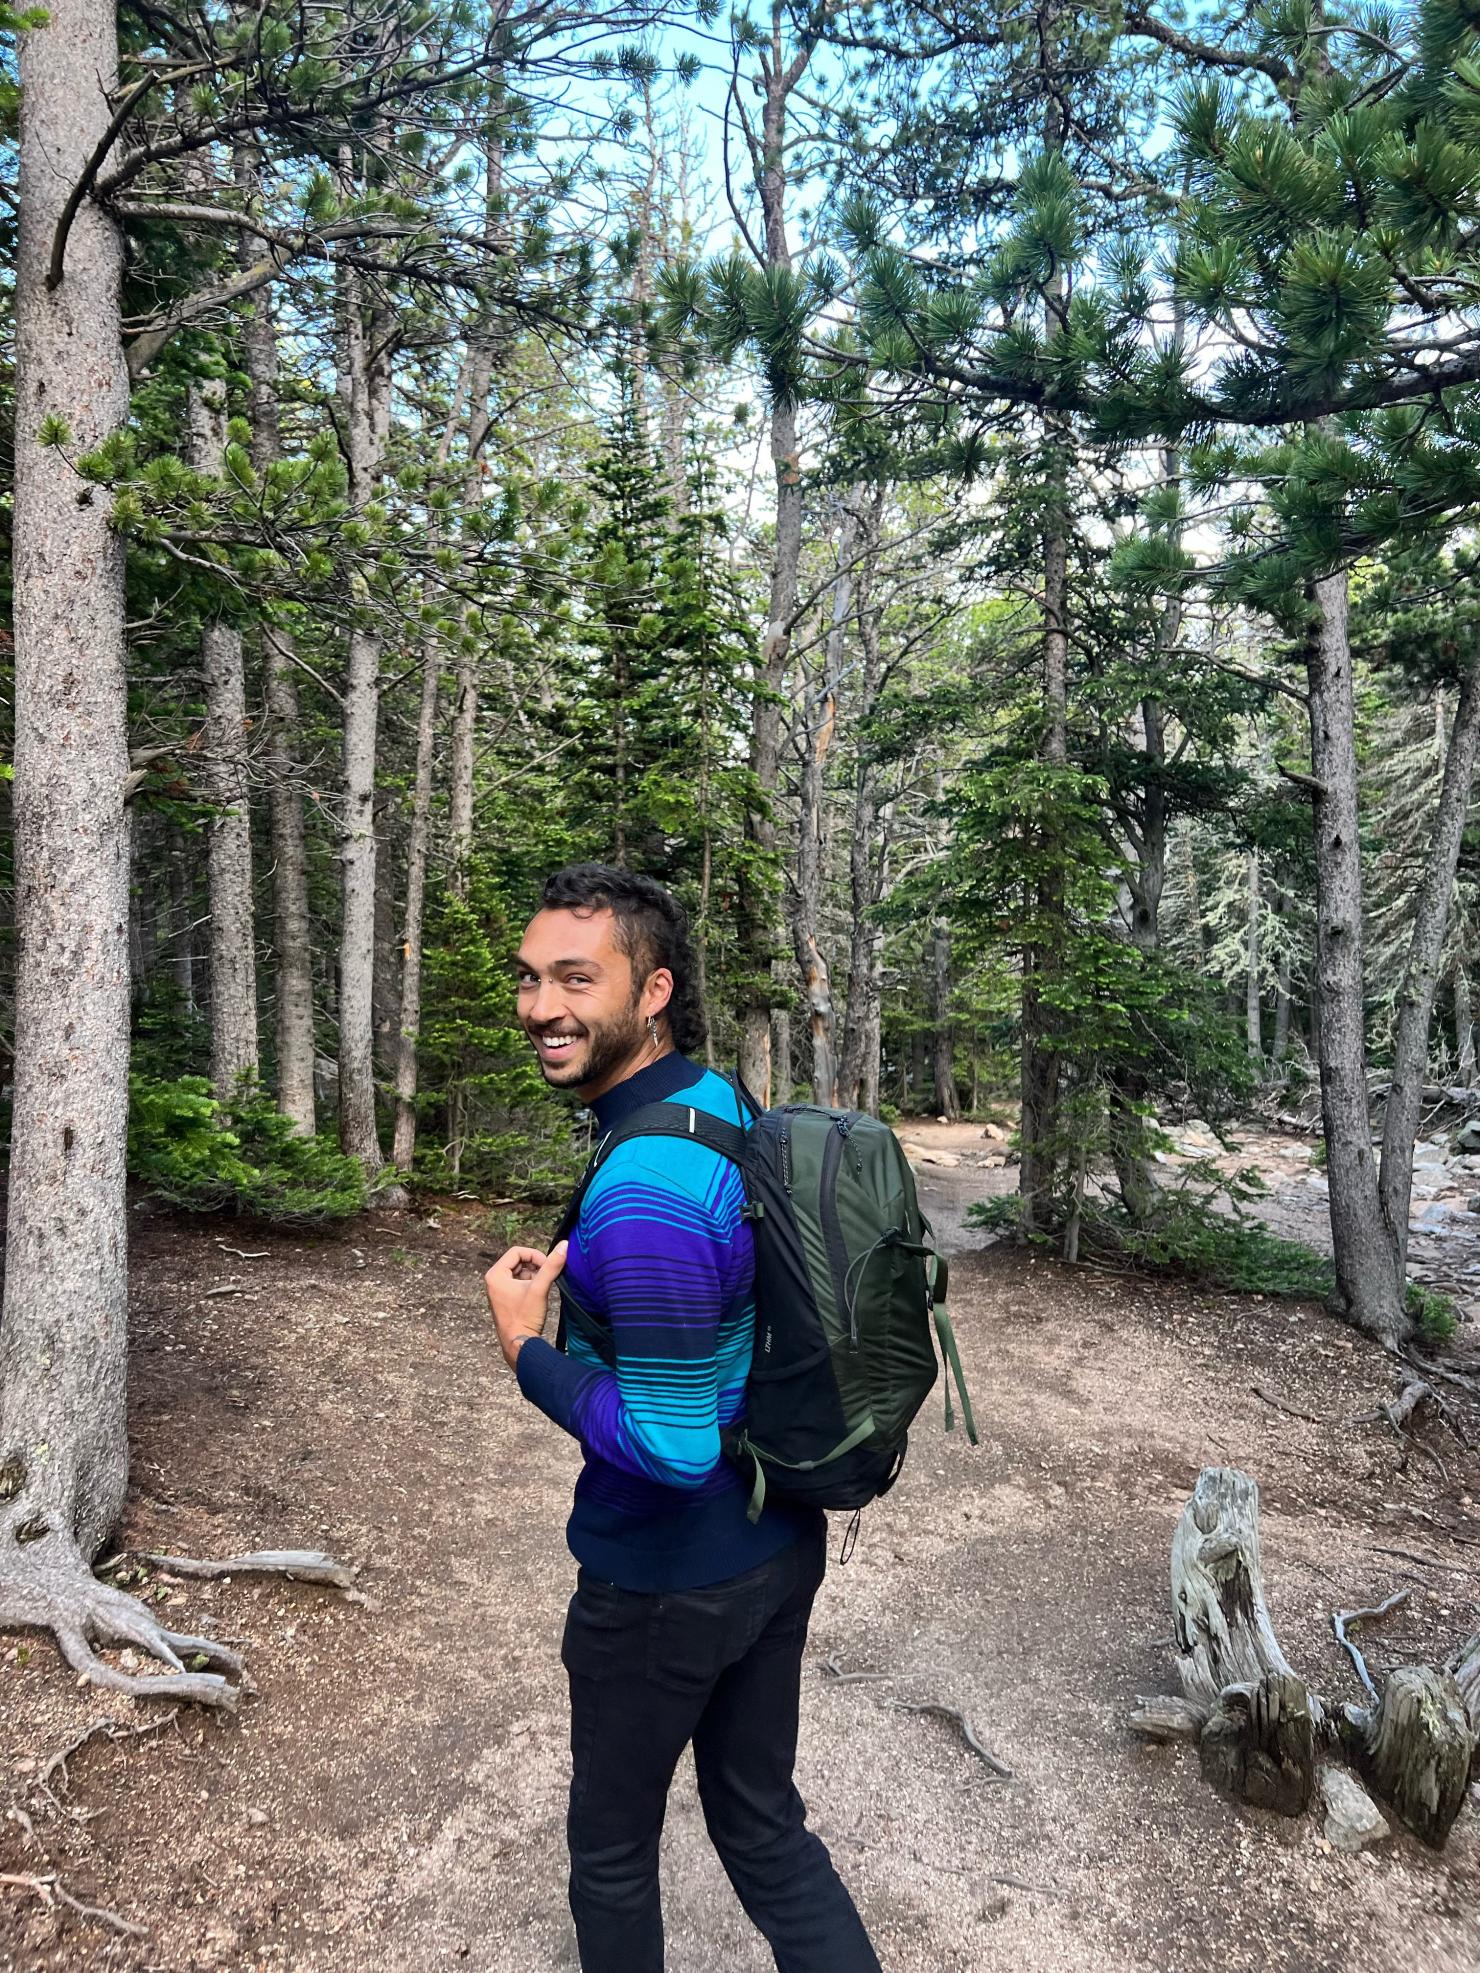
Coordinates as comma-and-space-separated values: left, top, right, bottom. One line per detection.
484, 863, 882, 1973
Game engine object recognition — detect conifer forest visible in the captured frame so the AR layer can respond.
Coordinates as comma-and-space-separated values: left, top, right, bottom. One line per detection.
4, 0, 1480, 1966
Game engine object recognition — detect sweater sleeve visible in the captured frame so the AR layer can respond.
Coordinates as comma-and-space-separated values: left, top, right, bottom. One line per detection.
516, 1155, 744, 1489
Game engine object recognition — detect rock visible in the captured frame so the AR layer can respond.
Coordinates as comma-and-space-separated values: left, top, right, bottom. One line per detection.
918, 1148, 961, 1168
1454, 1120, 1480, 1155
981, 1124, 1008, 1143
1467, 1197, 1480, 1215
246, 1806, 270, 1827
1320, 1766, 1390, 1854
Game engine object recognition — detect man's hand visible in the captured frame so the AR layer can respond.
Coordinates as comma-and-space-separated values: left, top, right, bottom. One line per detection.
484, 1241, 568, 1372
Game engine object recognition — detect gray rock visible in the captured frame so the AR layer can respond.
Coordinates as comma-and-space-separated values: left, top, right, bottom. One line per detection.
1320, 1767, 1390, 1854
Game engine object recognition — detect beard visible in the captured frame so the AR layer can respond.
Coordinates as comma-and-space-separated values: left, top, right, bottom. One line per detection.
528, 994, 646, 1093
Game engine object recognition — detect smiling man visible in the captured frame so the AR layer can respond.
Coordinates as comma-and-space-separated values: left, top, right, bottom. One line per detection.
483, 863, 881, 1973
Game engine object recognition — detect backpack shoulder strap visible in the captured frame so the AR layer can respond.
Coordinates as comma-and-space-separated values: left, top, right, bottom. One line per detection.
555, 1101, 749, 1243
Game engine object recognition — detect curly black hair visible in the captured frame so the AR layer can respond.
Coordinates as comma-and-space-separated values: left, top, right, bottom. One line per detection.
538, 864, 707, 1056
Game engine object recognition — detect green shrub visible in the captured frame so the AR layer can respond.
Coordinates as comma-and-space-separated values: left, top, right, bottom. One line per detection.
1405, 1281, 1459, 1344
965, 1187, 1334, 1298
129, 1075, 365, 1222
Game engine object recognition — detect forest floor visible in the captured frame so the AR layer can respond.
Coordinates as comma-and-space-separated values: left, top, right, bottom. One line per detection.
3, 1120, 1480, 1973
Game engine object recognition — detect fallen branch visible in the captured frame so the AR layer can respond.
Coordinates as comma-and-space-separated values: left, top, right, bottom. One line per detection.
215, 1243, 269, 1261
203, 1284, 249, 1299
1333, 1589, 1411, 1702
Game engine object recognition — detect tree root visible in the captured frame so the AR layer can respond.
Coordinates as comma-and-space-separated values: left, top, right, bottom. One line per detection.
1, 1870, 147, 1940
139, 1547, 374, 1605
0, 1532, 243, 1709
1333, 1588, 1411, 1702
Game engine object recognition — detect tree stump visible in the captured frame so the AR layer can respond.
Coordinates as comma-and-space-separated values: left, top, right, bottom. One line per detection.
1342, 1666, 1475, 1849
1132, 1466, 1479, 1846
1199, 1673, 1317, 1815
1449, 1634, 1480, 1751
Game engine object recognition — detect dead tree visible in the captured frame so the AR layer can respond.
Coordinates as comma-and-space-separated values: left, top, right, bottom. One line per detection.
1133, 1468, 1476, 1848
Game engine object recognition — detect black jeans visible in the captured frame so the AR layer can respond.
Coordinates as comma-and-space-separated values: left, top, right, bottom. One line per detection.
560, 1524, 882, 1973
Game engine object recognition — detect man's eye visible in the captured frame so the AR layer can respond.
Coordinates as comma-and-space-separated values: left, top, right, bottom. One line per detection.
566, 975, 591, 987
517, 974, 537, 989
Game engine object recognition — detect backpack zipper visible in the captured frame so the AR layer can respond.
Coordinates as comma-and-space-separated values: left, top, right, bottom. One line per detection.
779, 1122, 793, 1195
819, 1117, 858, 1348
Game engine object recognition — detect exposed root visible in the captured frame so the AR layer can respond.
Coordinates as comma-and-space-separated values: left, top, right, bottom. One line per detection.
39, 1710, 178, 1793
885, 1698, 1014, 1778
1, 1870, 147, 1940
139, 1547, 373, 1605
1333, 1588, 1411, 1703
0, 1533, 239, 1709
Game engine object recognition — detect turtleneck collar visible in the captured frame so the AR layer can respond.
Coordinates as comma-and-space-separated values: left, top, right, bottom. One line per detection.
589, 1050, 706, 1135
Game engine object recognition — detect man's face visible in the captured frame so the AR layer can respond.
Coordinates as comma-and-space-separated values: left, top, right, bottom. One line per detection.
515, 905, 666, 1100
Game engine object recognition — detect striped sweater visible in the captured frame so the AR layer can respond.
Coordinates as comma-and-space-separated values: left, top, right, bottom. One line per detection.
515, 1052, 815, 1590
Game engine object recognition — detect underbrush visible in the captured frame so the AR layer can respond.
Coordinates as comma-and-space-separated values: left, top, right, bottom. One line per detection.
969, 1186, 1460, 1341
129, 1075, 367, 1222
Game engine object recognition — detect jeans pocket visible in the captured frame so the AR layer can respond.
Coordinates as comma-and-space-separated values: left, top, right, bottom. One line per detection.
562, 1574, 647, 1679
645, 1586, 753, 1698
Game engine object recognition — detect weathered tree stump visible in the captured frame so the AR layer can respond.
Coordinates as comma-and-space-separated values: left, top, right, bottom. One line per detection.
1199, 1673, 1317, 1815
1131, 1466, 1479, 1848
1449, 1634, 1480, 1749
1342, 1666, 1475, 1849
1162, 1466, 1320, 1814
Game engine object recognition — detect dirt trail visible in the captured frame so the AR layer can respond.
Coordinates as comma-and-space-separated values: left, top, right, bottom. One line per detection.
3, 1131, 1480, 1972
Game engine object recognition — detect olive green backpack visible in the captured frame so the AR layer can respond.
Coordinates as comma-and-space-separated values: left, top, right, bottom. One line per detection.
556, 1079, 978, 1520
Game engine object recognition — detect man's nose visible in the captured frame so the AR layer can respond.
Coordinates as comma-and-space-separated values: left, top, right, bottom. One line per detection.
527, 980, 567, 1026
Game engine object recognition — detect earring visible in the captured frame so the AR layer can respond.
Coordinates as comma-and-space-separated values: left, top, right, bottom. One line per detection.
648, 1014, 660, 1049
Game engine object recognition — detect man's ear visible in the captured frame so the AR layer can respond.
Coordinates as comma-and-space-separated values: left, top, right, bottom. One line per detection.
644, 968, 674, 1020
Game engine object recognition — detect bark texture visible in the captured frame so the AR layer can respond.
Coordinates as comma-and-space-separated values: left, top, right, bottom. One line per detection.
189, 376, 259, 1098
242, 266, 316, 1132
392, 634, 440, 1170
335, 220, 388, 1174
1305, 573, 1407, 1344
1377, 649, 1480, 1275
2, 0, 134, 1567
793, 498, 858, 1105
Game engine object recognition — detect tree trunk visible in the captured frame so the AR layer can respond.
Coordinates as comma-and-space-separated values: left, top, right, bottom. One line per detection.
0, 0, 237, 1700
771, 999, 793, 1104
240, 240, 316, 1132
1377, 646, 1480, 1275
1019, 82, 1070, 1233
1245, 849, 1263, 1066
165, 822, 198, 1014
931, 918, 958, 1121
335, 228, 387, 1175
837, 490, 888, 1113
189, 377, 259, 1099
1456, 961, 1475, 1087
1305, 572, 1407, 1344
738, 7, 812, 1102
392, 634, 440, 1171
448, 131, 501, 900
794, 498, 858, 1105
1273, 919, 1293, 1067
1, 0, 133, 1572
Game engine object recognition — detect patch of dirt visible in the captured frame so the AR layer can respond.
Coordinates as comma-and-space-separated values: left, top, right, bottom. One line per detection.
2, 1162, 1479, 1973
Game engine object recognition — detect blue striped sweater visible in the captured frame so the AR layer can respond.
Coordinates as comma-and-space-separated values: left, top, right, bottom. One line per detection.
516, 1053, 816, 1590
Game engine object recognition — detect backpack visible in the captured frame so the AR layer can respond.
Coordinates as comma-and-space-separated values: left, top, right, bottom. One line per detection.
554, 1077, 978, 1521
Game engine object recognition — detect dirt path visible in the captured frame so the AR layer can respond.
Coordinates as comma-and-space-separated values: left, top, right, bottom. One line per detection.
3, 1144, 1480, 1973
